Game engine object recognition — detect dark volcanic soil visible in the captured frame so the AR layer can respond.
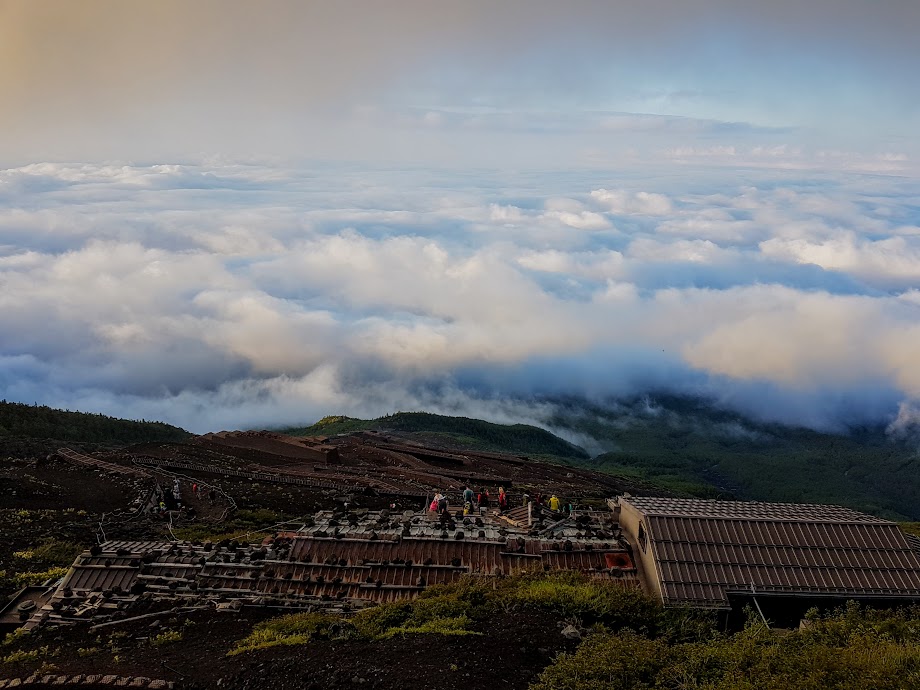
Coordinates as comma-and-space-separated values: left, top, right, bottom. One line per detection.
1, 607, 574, 690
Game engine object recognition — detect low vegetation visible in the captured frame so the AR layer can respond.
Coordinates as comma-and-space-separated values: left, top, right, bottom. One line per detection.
223, 572, 920, 689
228, 572, 711, 656
0, 537, 83, 593
228, 612, 354, 655
150, 630, 183, 646
171, 508, 290, 542
535, 602, 920, 690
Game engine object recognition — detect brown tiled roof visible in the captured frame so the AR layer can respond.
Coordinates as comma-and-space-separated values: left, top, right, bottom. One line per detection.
622, 496, 890, 523
621, 497, 920, 608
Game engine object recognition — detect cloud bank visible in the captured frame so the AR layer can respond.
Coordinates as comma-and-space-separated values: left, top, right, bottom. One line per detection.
1, 160, 919, 436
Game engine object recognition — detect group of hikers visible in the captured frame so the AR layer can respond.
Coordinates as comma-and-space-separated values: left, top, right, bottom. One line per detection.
429, 486, 564, 516
151, 478, 217, 516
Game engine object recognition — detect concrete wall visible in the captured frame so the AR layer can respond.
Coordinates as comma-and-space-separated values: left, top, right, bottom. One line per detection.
617, 498, 664, 602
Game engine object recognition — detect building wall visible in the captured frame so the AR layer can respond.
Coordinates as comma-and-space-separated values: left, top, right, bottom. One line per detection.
617, 499, 663, 601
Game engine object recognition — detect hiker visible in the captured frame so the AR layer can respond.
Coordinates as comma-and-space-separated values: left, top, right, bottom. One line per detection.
463, 485, 474, 511
477, 488, 490, 510
437, 494, 449, 515
192, 483, 199, 498
548, 494, 561, 511
498, 486, 508, 513
522, 492, 530, 507
430, 492, 442, 512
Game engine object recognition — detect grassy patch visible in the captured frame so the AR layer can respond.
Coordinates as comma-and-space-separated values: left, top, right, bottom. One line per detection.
228, 612, 351, 656
496, 571, 667, 634
1, 537, 83, 595
9, 566, 68, 588
228, 572, 709, 657
172, 508, 288, 542
12, 539, 83, 566
377, 615, 480, 638
150, 630, 183, 646
1, 646, 47, 665
2, 629, 30, 646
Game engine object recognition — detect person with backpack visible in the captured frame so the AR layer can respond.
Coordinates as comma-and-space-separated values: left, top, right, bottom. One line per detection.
478, 488, 490, 511
437, 494, 449, 515
463, 486, 474, 514
548, 494, 561, 511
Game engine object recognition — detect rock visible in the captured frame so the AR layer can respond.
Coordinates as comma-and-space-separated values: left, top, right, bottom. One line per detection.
561, 624, 582, 640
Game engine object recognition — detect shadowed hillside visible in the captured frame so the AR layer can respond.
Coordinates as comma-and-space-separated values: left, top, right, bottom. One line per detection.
543, 395, 920, 521
0, 400, 192, 447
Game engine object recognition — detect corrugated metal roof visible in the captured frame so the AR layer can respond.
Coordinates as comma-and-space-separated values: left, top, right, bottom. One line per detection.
620, 497, 920, 608
25, 508, 638, 629
622, 496, 890, 523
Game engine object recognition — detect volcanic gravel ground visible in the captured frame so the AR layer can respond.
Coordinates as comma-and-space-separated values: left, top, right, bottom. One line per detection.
0, 607, 576, 690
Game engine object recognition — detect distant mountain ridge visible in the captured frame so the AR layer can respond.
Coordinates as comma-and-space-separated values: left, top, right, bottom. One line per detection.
539, 393, 920, 521
282, 411, 591, 461
286, 396, 920, 521
6, 394, 919, 522
0, 400, 191, 447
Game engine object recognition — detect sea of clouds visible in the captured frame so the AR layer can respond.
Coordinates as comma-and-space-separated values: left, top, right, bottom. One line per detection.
1, 160, 919, 438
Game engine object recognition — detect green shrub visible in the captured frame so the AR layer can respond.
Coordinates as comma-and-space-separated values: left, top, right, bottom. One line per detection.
150, 630, 182, 646
534, 605, 920, 690
228, 612, 351, 656
351, 602, 414, 640
10, 566, 68, 588
12, 539, 83, 566
534, 631, 671, 690
2, 628, 30, 646
497, 572, 664, 633
350, 599, 481, 639
377, 615, 481, 639
1, 646, 47, 664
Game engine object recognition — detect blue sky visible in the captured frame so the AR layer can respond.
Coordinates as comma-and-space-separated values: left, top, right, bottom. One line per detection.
0, 2, 918, 440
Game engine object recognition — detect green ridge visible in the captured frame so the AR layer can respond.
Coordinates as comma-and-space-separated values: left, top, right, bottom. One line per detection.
0, 400, 191, 446
282, 411, 590, 460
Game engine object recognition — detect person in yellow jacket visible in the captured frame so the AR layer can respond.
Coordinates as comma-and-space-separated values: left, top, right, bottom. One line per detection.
548, 494, 561, 511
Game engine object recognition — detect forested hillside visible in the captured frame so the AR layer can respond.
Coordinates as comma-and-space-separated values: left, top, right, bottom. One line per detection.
0, 400, 191, 446
545, 395, 920, 521
289, 397, 920, 521
284, 412, 590, 460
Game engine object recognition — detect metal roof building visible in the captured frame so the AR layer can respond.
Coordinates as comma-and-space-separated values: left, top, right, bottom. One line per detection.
615, 496, 920, 610
14, 507, 639, 630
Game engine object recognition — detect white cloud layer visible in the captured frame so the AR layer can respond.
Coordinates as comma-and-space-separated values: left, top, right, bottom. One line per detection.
1, 160, 920, 436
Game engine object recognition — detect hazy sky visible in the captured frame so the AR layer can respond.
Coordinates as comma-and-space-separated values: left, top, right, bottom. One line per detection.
1, 2, 919, 441
1, 0, 917, 164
